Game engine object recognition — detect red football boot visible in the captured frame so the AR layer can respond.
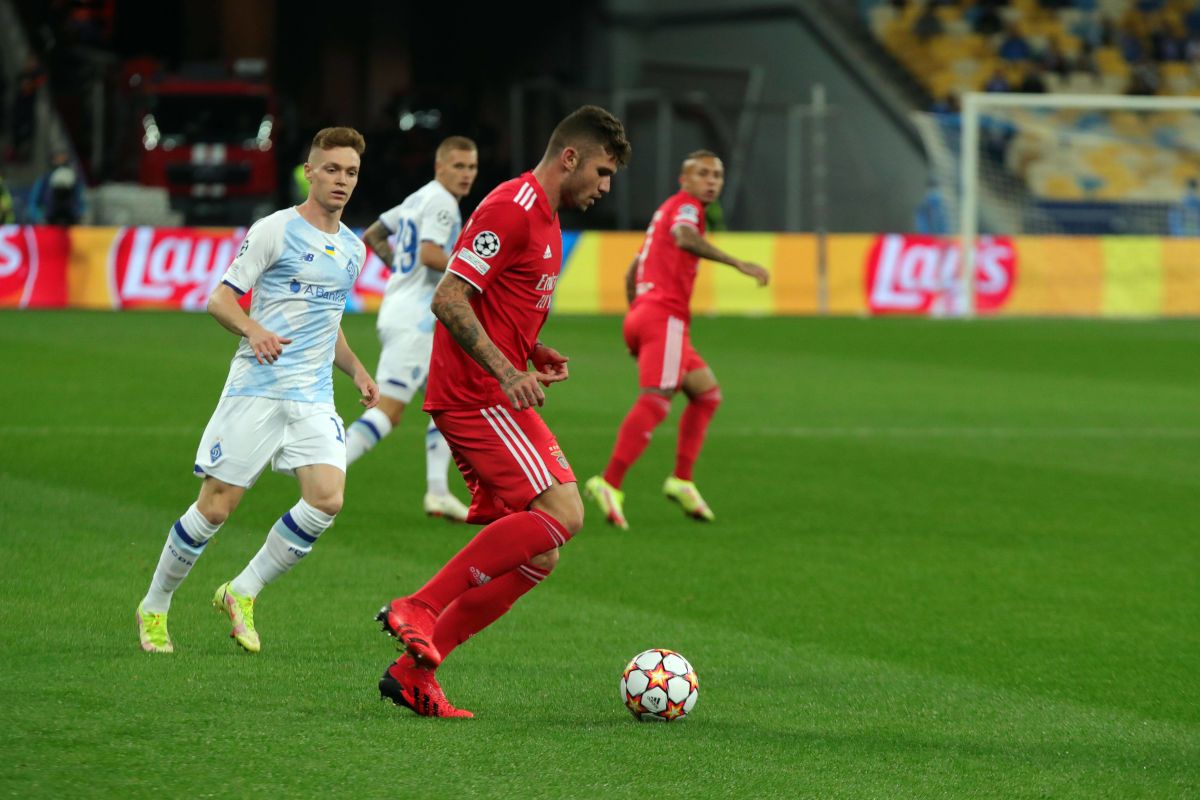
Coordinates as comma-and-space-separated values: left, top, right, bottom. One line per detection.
375, 596, 443, 667
378, 655, 473, 719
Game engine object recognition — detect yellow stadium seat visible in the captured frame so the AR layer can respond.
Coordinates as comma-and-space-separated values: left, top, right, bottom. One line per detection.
1042, 174, 1086, 200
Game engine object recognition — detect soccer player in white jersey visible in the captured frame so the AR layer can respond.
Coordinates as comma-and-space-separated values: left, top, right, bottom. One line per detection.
344, 137, 478, 521
135, 127, 381, 654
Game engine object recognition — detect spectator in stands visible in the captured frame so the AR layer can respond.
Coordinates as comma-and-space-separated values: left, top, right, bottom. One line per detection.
972, 4, 1004, 36
1073, 41, 1101, 78
1186, 5, 1200, 36
1186, 33, 1200, 64
913, 2, 943, 41
1148, 23, 1183, 62
931, 92, 960, 114
1100, 16, 1117, 47
26, 152, 85, 225
1039, 39, 1072, 78
998, 25, 1033, 61
1019, 67, 1048, 93
1167, 179, 1200, 236
0, 170, 14, 224
914, 180, 950, 235
11, 55, 46, 163
984, 68, 1011, 93
1126, 56, 1160, 95
1119, 27, 1145, 64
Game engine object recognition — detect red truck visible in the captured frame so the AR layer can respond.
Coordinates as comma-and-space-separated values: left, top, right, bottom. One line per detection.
129, 66, 278, 225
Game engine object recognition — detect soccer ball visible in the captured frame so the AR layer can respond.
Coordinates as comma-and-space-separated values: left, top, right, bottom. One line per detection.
620, 648, 699, 722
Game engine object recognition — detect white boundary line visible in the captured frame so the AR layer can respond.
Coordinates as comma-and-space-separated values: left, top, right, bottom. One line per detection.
2, 425, 1198, 439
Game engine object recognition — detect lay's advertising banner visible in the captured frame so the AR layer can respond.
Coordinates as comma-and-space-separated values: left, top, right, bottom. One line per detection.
2, 225, 1198, 316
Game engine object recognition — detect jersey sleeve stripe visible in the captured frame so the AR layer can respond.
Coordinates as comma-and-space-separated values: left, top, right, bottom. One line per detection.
513, 182, 536, 211
447, 265, 484, 292
222, 279, 247, 295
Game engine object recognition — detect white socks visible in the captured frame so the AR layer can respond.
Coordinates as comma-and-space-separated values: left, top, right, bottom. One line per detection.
230, 499, 334, 598
345, 407, 393, 466
142, 503, 223, 613
426, 420, 452, 495
348, 411, 453, 498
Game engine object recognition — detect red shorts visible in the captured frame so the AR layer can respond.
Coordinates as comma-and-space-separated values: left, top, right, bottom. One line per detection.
431, 405, 577, 524
623, 304, 707, 391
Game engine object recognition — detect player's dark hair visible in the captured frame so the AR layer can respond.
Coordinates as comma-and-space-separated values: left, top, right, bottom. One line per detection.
547, 106, 631, 166
311, 126, 366, 156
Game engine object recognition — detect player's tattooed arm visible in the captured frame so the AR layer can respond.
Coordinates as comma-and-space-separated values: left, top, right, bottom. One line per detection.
624, 255, 639, 305
362, 221, 395, 267
672, 225, 770, 286
432, 273, 545, 409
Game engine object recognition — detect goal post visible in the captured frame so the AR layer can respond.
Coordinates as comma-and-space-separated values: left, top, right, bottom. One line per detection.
944, 91, 1200, 316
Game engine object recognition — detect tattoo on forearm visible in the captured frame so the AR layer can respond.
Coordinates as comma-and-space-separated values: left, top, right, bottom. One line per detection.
364, 227, 394, 266
432, 281, 517, 381
685, 234, 735, 265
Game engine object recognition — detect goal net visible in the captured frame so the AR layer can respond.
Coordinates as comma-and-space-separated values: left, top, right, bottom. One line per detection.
913, 91, 1200, 315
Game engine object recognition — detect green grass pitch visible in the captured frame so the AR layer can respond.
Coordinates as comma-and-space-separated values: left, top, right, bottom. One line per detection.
0, 310, 1197, 798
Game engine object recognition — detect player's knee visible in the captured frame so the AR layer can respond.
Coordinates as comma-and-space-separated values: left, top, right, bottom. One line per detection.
381, 402, 405, 427
197, 504, 230, 526
692, 385, 722, 409
556, 496, 585, 536
196, 490, 236, 525
308, 491, 343, 517
529, 548, 560, 571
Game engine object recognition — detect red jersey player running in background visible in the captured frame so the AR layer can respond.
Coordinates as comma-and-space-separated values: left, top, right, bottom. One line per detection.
376, 106, 631, 717
585, 150, 769, 529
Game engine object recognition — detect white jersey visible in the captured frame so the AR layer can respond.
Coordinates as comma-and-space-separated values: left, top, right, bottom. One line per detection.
376, 180, 461, 334
219, 207, 365, 405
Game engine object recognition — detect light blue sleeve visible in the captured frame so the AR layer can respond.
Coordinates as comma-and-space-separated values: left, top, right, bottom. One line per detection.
222, 215, 283, 293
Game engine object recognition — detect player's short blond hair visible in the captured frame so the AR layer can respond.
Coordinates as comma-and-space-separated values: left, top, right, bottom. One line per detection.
436, 136, 477, 162
682, 149, 720, 169
310, 126, 366, 156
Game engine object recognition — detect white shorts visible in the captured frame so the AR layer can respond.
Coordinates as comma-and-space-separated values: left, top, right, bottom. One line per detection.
193, 395, 346, 488
375, 325, 433, 404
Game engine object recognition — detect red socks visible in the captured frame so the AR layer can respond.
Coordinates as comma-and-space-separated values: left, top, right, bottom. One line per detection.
674, 387, 721, 481
412, 509, 568, 614
602, 393, 672, 488
432, 562, 551, 660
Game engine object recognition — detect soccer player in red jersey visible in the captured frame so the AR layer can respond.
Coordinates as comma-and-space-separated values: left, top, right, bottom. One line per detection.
584, 150, 769, 529
376, 106, 631, 717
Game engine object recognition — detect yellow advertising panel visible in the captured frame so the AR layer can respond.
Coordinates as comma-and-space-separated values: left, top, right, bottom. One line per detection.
8, 225, 1199, 317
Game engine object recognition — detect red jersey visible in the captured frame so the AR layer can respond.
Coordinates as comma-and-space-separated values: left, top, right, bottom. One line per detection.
424, 172, 562, 411
629, 190, 706, 320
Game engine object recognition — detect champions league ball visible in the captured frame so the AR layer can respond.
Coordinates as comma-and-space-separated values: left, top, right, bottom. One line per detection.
620, 648, 699, 722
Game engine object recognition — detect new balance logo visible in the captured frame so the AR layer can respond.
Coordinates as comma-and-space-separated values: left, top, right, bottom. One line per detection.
513, 182, 536, 211
469, 566, 492, 586
543, 244, 552, 259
